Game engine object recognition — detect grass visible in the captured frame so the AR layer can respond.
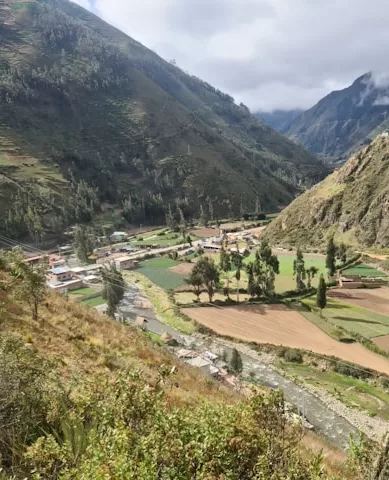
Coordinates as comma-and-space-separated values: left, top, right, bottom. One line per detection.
131, 232, 197, 247
81, 296, 106, 307
280, 362, 389, 420
68, 288, 99, 296
303, 297, 389, 339
123, 271, 196, 335
137, 257, 186, 290
342, 264, 386, 277
0, 270, 232, 408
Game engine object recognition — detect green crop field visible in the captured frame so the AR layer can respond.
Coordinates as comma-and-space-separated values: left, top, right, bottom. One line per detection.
137, 258, 186, 290
81, 296, 106, 307
68, 288, 99, 296
130, 232, 197, 247
342, 264, 386, 277
303, 297, 389, 339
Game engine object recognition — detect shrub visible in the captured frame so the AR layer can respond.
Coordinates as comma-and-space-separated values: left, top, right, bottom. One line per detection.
284, 349, 303, 364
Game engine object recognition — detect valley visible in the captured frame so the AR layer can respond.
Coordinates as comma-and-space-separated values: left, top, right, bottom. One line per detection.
1, 0, 389, 478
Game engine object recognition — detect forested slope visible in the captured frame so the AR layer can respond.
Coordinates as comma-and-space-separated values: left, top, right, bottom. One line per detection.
0, 0, 327, 239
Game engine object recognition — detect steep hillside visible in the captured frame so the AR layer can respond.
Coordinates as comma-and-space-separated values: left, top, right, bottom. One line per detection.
256, 109, 304, 133
285, 73, 389, 162
0, 261, 348, 479
0, 0, 327, 240
265, 135, 389, 247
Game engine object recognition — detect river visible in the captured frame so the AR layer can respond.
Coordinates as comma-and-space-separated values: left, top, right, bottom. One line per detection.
119, 284, 359, 449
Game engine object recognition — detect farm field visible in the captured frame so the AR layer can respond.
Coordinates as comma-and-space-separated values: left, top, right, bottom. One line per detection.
68, 287, 99, 296
342, 264, 386, 277
237, 252, 327, 292
137, 257, 186, 290
130, 231, 197, 247
303, 297, 389, 339
328, 288, 389, 316
184, 304, 389, 375
81, 296, 106, 307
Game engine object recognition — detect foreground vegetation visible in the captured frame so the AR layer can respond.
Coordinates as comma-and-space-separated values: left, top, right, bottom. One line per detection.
2, 254, 375, 478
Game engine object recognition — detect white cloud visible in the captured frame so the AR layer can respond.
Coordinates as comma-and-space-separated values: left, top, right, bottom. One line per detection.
77, 0, 389, 111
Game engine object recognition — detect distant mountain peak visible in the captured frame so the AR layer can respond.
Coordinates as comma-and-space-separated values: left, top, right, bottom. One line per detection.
284, 72, 389, 161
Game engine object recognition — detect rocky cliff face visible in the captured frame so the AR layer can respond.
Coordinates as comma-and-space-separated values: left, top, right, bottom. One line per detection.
265, 134, 389, 247
285, 73, 389, 162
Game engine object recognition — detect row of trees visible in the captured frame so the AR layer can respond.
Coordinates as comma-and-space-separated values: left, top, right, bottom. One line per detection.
187, 242, 280, 302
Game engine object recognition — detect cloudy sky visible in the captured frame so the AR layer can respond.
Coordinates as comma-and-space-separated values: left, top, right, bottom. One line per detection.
73, 0, 389, 112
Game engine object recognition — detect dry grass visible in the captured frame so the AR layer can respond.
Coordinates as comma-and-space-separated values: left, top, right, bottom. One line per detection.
0, 277, 233, 407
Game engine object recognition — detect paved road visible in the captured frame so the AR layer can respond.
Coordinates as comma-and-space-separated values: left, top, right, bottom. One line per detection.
119, 282, 359, 449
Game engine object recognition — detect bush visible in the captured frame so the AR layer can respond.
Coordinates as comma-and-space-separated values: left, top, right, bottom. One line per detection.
284, 349, 303, 364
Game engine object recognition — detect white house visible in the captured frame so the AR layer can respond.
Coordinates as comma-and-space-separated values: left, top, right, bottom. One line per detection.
48, 266, 72, 283
115, 256, 138, 271
110, 231, 128, 243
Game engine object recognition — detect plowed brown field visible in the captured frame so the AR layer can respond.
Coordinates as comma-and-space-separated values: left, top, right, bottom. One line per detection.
328, 288, 389, 316
185, 304, 389, 375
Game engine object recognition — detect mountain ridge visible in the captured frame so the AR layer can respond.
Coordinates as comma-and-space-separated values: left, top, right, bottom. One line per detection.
284, 73, 389, 162
265, 134, 389, 247
0, 0, 327, 239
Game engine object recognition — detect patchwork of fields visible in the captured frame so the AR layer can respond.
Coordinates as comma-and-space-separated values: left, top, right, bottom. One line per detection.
184, 304, 389, 375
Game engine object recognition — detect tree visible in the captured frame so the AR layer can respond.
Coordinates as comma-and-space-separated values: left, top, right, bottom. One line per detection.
293, 247, 306, 291
186, 235, 193, 247
102, 265, 125, 318
246, 262, 257, 298
316, 275, 327, 316
191, 257, 219, 302
166, 204, 178, 232
230, 348, 243, 374
326, 237, 337, 277
231, 251, 243, 303
199, 204, 208, 227
305, 266, 319, 289
186, 271, 203, 301
219, 248, 232, 298
73, 225, 95, 263
337, 242, 347, 265
255, 196, 261, 217
10, 251, 46, 321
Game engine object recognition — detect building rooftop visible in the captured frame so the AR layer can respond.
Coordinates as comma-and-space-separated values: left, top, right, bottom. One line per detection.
50, 266, 71, 275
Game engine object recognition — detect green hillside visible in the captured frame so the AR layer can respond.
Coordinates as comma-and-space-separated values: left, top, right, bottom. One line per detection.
265, 134, 389, 247
0, 0, 327, 239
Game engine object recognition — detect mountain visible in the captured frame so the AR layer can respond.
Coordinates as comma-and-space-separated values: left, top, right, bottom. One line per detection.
265, 134, 389, 247
285, 73, 389, 162
0, 0, 328, 240
255, 109, 304, 132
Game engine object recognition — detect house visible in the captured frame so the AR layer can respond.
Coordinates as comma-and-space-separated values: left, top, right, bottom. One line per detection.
186, 356, 220, 377
49, 255, 66, 269
48, 266, 72, 283
83, 275, 100, 284
70, 265, 103, 277
47, 278, 84, 293
110, 231, 128, 243
115, 256, 138, 271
